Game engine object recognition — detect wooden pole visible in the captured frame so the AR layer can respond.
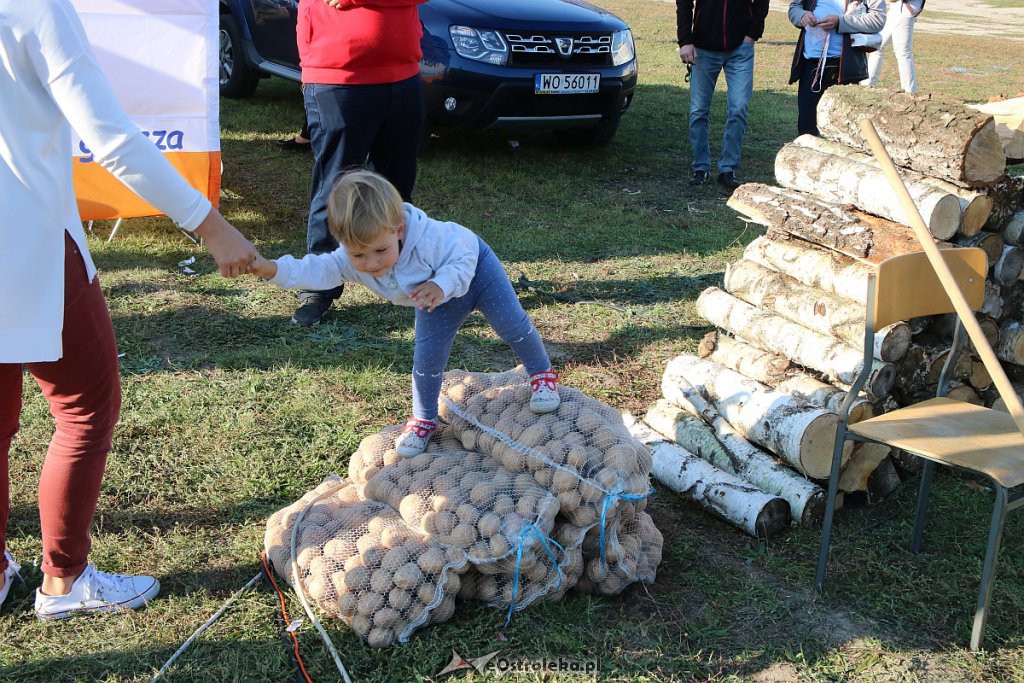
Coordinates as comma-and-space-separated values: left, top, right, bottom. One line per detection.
860, 119, 1024, 433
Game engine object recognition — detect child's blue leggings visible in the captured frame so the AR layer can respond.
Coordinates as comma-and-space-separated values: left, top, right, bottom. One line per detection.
412, 239, 551, 421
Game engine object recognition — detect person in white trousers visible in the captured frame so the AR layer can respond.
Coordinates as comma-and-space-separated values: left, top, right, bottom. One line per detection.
864, 0, 923, 93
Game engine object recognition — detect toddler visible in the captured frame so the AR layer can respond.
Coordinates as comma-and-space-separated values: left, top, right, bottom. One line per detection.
249, 170, 560, 457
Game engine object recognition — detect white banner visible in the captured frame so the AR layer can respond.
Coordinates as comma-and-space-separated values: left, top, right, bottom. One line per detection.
70, 0, 221, 219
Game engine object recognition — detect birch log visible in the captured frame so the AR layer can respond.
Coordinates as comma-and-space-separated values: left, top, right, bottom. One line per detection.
744, 234, 873, 303
624, 415, 790, 539
663, 355, 849, 478
816, 87, 1006, 186
866, 457, 901, 504
698, 331, 793, 385
839, 444, 891, 493
1003, 212, 1024, 247
786, 135, 994, 234
774, 374, 874, 424
724, 259, 911, 362
696, 287, 895, 398
997, 321, 1024, 365
986, 176, 1024, 232
993, 246, 1024, 285
981, 281, 1004, 319
775, 138, 961, 240
728, 184, 935, 266
644, 398, 826, 527
957, 231, 1004, 266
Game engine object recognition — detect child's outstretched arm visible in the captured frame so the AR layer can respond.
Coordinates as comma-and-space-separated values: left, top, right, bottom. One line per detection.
251, 248, 355, 290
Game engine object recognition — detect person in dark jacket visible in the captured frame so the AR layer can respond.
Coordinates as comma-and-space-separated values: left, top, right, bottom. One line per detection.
788, 0, 885, 135
677, 0, 769, 189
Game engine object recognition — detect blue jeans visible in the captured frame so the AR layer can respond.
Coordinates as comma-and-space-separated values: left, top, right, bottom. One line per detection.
688, 42, 755, 174
303, 76, 425, 299
411, 239, 551, 421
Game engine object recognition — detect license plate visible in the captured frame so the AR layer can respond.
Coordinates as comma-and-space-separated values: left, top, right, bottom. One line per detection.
534, 73, 600, 94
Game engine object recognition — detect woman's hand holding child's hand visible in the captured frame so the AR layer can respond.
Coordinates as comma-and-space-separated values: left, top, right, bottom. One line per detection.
248, 254, 278, 280
411, 281, 444, 312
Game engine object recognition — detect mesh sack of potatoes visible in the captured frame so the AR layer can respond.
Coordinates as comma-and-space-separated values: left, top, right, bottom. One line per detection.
439, 368, 654, 532
577, 505, 663, 596
353, 431, 562, 575
264, 475, 469, 647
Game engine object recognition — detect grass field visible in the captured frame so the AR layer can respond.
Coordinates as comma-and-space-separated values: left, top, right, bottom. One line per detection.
3, 3, 1024, 681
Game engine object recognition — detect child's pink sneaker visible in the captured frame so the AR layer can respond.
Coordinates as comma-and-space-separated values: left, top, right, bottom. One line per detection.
395, 418, 437, 457
529, 370, 561, 414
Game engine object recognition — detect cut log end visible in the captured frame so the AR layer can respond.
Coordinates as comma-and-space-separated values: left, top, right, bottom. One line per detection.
868, 364, 897, 400
963, 196, 996, 237
878, 323, 912, 364
798, 491, 827, 529
929, 195, 963, 241
754, 498, 791, 540
965, 120, 1010, 185
798, 413, 842, 479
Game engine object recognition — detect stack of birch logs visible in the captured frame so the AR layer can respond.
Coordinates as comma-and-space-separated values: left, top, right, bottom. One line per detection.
633, 87, 1024, 540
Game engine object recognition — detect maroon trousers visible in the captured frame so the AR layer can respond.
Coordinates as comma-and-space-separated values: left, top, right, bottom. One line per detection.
0, 233, 121, 578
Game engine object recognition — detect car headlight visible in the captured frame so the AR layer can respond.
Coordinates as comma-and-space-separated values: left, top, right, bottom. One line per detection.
450, 26, 508, 65
611, 29, 635, 66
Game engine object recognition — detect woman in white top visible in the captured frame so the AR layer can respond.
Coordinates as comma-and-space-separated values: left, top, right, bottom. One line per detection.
0, 0, 258, 617
864, 0, 924, 93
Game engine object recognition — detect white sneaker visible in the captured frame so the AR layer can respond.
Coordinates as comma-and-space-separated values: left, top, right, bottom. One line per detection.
395, 418, 437, 457
1, 552, 22, 610
529, 370, 561, 414
34, 563, 160, 620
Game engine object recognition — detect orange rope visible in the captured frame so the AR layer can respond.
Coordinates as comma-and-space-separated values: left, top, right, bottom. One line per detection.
261, 551, 314, 683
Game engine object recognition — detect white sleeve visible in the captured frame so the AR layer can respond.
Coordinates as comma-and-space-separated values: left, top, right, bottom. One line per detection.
269, 249, 354, 291
28, 0, 212, 231
429, 224, 479, 301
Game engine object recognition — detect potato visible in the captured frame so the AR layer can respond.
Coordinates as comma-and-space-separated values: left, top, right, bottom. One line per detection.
551, 469, 579, 494
492, 494, 515, 516
399, 495, 427, 524
296, 546, 319, 573
373, 606, 400, 629
604, 445, 635, 473
388, 587, 413, 611
563, 431, 586, 447
432, 596, 456, 622
440, 572, 461, 597
433, 477, 456, 495
445, 546, 466, 566
370, 567, 395, 594
350, 613, 372, 637
338, 591, 359, 616
533, 468, 553, 488
501, 450, 527, 473
575, 409, 603, 432
381, 526, 411, 550
321, 538, 348, 563
512, 474, 537, 497
595, 467, 621, 490
460, 430, 478, 451
449, 523, 477, 549
433, 510, 458, 536
452, 503, 477, 526
378, 547, 409, 573
459, 471, 486, 490
489, 533, 510, 557
305, 574, 331, 602
578, 480, 604, 503
357, 590, 385, 616
421, 511, 440, 534
344, 566, 371, 592
518, 424, 548, 448
367, 627, 395, 648
477, 512, 502, 538
477, 576, 499, 602
469, 540, 490, 558
469, 483, 495, 507
417, 580, 438, 604
356, 531, 382, 556
557, 490, 582, 511
343, 554, 365, 573
394, 562, 425, 590
361, 546, 386, 569
524, 558, 548, 582
416, 547, 446, 574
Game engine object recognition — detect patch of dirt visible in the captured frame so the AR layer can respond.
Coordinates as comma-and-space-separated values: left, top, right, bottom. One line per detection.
751, 662, 802, 683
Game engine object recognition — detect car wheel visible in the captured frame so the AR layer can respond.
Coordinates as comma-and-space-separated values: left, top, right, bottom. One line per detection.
553, 112, 622, 149
219, 12, 260, 98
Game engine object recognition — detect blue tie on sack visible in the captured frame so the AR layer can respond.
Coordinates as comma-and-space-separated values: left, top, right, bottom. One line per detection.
598, 488, 655, 570
505, 524, 566, 627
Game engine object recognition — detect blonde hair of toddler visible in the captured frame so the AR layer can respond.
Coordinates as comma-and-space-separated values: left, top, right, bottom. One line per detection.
327, 169, 405, 247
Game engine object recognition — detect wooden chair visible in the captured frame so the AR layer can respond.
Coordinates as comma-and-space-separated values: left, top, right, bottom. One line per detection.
815, 247, 1024, 651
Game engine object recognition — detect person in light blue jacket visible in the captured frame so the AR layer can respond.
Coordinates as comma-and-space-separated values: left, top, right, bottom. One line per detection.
248, 170, 560, 457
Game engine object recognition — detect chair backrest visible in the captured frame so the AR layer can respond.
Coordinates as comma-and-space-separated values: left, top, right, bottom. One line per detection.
872, 248, 988, 331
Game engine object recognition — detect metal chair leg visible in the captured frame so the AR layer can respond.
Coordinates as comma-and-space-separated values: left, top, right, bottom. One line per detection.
971, 485, 1008, 652
815, 425, 849, 593
910, 459, 936, 554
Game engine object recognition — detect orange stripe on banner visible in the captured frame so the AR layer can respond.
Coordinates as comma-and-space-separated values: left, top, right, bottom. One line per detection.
74, 151, 221, 221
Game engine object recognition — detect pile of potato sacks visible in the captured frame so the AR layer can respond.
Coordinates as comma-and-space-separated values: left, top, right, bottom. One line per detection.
265, 368, 663, 647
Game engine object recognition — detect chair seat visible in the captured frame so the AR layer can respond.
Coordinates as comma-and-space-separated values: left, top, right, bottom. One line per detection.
849, 397, 1024, 489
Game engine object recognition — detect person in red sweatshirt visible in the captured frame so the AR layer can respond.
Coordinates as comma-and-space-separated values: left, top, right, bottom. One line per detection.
293, 0, 426, 326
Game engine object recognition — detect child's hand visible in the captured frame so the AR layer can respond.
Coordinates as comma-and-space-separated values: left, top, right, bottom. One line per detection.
411, 281, 444, 312
248, 254, 278, 280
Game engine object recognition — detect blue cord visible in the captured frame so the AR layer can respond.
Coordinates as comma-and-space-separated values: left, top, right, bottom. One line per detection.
504, 524, 566, 627
598, 488, 655, 569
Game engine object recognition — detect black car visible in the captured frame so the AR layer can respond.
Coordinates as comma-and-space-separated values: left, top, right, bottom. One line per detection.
219, 0, 638, 146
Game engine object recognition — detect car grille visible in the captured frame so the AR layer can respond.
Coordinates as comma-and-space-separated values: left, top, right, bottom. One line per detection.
505, 33, 612, 66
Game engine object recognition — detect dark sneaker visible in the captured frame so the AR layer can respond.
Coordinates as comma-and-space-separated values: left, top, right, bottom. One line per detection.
717, 171, 741, 190
275, 137, 311, 153
292, 292, 333, 326
689, 170, 708, 186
